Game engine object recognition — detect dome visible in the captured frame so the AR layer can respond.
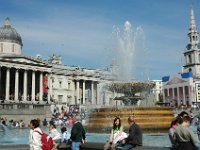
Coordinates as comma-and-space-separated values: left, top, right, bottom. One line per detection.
0, 17, 23, 46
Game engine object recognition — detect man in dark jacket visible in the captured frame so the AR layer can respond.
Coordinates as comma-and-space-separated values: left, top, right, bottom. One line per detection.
117, 115, 142, 150
70, 115, 86, 150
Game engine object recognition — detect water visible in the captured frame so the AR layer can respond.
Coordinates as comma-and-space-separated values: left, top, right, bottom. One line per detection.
0, 128, 171, 147
112, 21, 147, 81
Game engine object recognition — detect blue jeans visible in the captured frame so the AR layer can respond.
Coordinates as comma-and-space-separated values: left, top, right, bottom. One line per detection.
71, 142, 81, 150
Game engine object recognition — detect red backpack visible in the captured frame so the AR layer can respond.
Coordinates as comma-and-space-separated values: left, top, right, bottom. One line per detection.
34, 130, 54, 150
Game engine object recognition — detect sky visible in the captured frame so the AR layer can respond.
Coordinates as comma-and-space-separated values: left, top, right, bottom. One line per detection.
0, 0, 199, 80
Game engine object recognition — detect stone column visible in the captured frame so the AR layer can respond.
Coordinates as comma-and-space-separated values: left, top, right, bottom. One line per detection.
97, 83, 102, 105
83, 80, 85, 105
188, 86, 192, 105
172, 88, 175, 100
167, 88, 170, 98
163, 89, 165, 103
31, 71, 35, 101
97, 83, 100, 105
39, 72, 43, 101
48, 74, 52, 103
14, 69, 19, 101
5, 68, 10, 100
0, 66, 1, 99
91, 81, 94, 104
183, 86, 186, 105
23, 70, 27, 101
47, 74, 51, 103
76, 80, 80, 104
177, 87, 180, 106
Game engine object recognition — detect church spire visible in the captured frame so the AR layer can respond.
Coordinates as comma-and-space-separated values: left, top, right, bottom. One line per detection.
187, 6, 199, 48
189, 6, 197, 32
183, 6, 200, 77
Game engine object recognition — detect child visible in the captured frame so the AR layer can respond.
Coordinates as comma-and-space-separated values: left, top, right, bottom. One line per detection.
49, 124, 61, 150
61, 126, 71, 143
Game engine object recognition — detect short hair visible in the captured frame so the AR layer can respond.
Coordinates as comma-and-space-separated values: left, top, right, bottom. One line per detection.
170, 116, 183, 127
61, 126, 67, 133
30, 119, 40, 128
49, 123, 56, 129
74, 114, 80, 121
182, 115, 191, 123
178, 111, 189, 118
128, 115, 135, 123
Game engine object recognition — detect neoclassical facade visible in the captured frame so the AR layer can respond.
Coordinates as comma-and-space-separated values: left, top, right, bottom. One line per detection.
162, 8, 200, 107
0, 17, 116, 107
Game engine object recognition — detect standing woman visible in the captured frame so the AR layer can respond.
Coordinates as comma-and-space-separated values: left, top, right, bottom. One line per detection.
29, 119, 42, 150
104, 117, 126, 150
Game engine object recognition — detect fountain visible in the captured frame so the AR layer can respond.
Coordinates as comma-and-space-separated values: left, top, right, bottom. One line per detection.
111, 21, 147, 81
84, 21, 174, 133
85, 82, 174, 133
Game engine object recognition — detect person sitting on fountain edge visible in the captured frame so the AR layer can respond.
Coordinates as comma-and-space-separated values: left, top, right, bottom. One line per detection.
116, 115, 142, 150
104, 116, 127, 150
173, 115, 200, 150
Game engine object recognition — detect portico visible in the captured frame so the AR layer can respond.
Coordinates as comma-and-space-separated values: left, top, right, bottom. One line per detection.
75, 79, 99, 106
0, 57, 51, 103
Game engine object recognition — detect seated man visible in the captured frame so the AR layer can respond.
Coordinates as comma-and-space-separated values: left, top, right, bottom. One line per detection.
116, 115, 142, 150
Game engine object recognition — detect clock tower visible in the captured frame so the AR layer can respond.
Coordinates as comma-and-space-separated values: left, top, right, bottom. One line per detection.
183, 7, 200, 78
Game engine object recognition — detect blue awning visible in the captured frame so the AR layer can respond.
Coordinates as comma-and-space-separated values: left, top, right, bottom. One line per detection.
162, 76, 170, 82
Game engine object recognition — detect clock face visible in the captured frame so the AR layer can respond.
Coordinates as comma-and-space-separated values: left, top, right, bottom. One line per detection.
187, 44, 191, 50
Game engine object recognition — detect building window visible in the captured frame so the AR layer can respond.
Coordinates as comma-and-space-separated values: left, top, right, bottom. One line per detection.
199, 54, 200, 63
193, 36, 195, 41
188, 55, 192, 64
12, 44, 15, 52
59, 81, 62, 88
68, 82, 71, 89
58, 95, 63, 103
0, 43, 3, 52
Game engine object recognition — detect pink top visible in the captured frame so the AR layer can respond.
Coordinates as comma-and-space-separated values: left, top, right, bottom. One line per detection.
68, 119, 73, 126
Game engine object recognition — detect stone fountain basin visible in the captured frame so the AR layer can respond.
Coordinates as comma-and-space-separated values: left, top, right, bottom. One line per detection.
84, 106, 174, 133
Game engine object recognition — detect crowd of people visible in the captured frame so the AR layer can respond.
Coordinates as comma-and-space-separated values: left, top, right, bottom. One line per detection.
3, 107, 200, 150
0, 117, 25, 129
29, 114, 86, 150
28, 114, 142, 150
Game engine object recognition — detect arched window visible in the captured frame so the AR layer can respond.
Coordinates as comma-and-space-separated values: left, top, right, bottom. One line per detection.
193, 36, 195, 41
188, 55, 192, 64
189, 68, 192, 72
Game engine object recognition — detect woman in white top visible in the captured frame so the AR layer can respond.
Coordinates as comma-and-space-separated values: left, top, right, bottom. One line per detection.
29, 119, 42, 150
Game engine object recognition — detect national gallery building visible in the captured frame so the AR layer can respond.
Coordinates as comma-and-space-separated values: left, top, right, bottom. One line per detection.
0, 17, 117, 107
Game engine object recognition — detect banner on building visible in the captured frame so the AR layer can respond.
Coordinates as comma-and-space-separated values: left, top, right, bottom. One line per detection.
43, 75, 48, 94
196, 83, 200, 102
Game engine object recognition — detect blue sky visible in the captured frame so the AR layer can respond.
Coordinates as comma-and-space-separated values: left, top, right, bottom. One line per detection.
0, 0, 199, 80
